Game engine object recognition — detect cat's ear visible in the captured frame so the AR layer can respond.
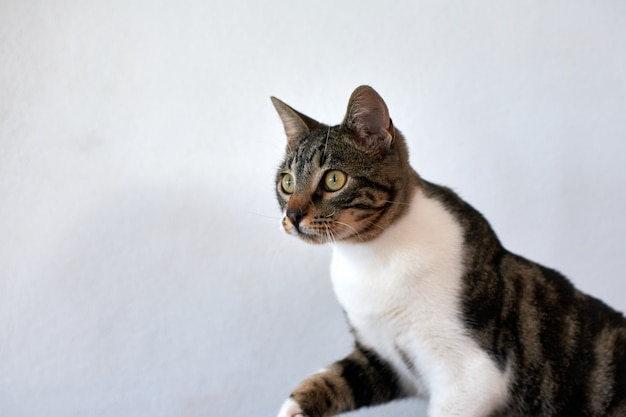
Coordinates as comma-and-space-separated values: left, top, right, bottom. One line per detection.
343, 85, 394, 148
271, 96, 323, 148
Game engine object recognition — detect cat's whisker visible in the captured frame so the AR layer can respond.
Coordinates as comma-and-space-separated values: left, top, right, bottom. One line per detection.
246, 211, 283, 220
334, 220, 364, 242
268, 227, 290, 271
363, 220, 386, 232
319, 221, 334, 244
382, 200, 413, 206
322, 126, 331, 163
324, 224, 336, 244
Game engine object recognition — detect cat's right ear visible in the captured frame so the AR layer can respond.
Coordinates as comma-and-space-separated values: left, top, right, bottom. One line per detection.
271, 96, 322, 148
343, 85, 394, 150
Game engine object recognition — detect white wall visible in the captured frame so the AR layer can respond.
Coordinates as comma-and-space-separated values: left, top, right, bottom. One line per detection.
1, 1, 625, 416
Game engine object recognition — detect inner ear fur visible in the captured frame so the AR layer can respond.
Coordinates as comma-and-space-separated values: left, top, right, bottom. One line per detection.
343, 85, 394, 148
271, 96, 324, 148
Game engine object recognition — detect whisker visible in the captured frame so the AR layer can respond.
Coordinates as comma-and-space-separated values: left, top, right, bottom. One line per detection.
322, 126, 331, 163
381, 200, 413, 206
334, 220, 364, 242
246, 211, 283, 221
327, 224, 337, 244
324, 224, 333, 244
363, 220, 385, 232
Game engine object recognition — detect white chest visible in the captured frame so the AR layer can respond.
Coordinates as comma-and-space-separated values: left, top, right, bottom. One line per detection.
329, 190, 508, 404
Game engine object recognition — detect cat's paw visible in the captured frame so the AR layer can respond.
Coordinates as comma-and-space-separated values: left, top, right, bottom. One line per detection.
277, 398, 306, 417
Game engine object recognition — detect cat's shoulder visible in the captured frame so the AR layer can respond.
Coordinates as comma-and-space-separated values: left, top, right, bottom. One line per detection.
333, 184, 464, 262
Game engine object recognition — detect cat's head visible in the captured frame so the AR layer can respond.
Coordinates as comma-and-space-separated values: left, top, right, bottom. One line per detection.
272, 85, 416, 244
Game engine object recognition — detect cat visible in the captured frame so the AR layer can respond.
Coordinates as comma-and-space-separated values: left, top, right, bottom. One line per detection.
271, 85, 626, 417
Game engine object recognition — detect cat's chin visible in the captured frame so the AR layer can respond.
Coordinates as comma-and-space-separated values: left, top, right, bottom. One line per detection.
291, 229, 330, 245
282, 225, 332, 244
284, 223, 379, 245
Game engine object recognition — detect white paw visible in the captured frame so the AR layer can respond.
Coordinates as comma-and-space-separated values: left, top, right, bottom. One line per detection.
277, 398, 305, 417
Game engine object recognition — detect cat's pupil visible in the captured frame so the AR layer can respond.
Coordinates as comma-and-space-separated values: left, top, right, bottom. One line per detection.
281, 174, 295, 194
324, 170, 346, 192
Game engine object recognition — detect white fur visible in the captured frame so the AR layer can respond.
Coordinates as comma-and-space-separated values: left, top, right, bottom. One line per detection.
330, 187, 510, 417
277, 398, 304, 417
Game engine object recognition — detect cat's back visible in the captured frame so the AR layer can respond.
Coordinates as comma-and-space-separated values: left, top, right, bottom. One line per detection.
443, 193, 626, 416
477, 253, 626, 416
422, 181, 626, 415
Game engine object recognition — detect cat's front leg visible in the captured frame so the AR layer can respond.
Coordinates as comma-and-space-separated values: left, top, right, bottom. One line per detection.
276, 398, 305, 417
276, 345, 406, 417
275, 367, 354, 417
427, 353, 510, 417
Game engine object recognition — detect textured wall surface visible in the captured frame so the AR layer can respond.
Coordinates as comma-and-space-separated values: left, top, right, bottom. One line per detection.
1, 1, 625, 416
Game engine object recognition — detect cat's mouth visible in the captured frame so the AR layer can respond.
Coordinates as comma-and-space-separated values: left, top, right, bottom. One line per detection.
292, 224, 326, 243
295, 229, 323, 243
283, 216, 331, 244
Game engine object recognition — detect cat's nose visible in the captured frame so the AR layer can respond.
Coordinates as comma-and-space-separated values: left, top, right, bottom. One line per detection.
286, 208, 306, 228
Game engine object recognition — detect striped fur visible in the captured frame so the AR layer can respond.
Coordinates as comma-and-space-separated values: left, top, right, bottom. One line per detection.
272, 86, 626, 417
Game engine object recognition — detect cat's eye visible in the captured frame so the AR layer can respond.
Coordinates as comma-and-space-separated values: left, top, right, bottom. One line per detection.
324, 170, 347, 192
281, 173, 295, 194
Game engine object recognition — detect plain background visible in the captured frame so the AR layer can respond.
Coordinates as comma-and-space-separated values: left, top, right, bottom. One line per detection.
1, 1, 625, 416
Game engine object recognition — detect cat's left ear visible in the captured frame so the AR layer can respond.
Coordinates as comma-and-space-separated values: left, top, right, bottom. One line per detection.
271, 96, 323, 148
343, 85, 394, 149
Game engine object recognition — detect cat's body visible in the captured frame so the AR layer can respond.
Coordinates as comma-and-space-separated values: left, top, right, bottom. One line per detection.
272, 86, 626, 417
331, 185, 511, 416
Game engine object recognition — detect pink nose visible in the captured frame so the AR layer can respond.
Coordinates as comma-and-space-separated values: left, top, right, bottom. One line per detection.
286, 208, 306, 228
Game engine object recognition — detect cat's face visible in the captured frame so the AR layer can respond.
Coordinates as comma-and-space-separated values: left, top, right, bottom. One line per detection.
273, 86, 414, 244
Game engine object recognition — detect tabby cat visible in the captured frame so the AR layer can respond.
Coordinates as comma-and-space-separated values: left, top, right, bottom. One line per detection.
271, 85, 626, 417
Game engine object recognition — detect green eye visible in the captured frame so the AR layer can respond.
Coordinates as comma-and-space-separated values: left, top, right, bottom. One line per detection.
324, 170, 347, 192
281, 173, 295, 194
